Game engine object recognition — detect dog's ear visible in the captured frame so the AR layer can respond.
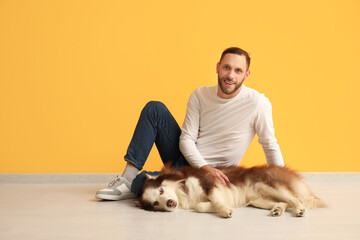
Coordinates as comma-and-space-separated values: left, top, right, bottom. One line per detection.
177, 179, 187, 192
161, 162, 176, 174
133, 198, 141, 207
145, 174, 158, 180
176, 179, 186, 186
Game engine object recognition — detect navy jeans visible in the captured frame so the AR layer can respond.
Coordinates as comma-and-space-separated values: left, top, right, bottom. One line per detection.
124, 101, 189, 197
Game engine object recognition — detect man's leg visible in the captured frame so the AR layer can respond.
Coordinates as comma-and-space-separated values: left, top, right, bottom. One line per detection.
96, 101, 188, 200
125, 101, 189, 197
124, 101, 184, 170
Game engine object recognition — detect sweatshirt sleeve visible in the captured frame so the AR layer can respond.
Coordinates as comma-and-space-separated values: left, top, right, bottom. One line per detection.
179, 90, 208, 168
253, 95, 284, 166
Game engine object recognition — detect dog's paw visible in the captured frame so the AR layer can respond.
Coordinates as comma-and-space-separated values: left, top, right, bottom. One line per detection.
270, 206, 284, 217
220, 208, 233, 218
295, 208, 305, 217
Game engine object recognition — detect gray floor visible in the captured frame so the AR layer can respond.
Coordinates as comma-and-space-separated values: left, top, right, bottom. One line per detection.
1, 173, 360, 240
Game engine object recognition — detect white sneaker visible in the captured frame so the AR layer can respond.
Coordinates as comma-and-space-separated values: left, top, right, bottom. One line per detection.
95, 176, 135, 200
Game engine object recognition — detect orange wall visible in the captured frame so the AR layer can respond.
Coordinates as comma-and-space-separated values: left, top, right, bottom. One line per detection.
1, 0, 359, 173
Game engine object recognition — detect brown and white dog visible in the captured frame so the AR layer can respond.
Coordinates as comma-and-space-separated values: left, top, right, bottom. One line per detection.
134, 165, 325, 218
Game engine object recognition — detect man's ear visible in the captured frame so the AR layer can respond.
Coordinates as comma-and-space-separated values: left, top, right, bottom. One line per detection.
216, 62, 220, 74
245, 69, 250, 80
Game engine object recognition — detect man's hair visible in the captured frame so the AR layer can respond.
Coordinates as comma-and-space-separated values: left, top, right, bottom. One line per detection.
219, 47, 251, 69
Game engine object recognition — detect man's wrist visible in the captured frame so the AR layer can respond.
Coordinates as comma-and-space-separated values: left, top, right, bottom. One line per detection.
200, 165, 211, 170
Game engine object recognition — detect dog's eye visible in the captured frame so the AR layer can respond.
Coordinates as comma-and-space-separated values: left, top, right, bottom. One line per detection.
153, 201, 159, 206
159, 188, 164, 195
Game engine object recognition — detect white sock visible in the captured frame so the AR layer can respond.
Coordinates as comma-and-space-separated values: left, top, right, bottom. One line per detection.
121, 163, 139, 183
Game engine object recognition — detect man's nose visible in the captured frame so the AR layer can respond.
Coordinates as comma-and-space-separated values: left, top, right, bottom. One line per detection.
226, 70, 235, 80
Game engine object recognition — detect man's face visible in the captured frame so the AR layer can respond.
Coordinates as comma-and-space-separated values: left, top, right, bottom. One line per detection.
216, 53, 250, 99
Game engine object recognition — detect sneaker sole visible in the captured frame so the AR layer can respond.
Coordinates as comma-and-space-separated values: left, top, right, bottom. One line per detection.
95, 193, 135, 201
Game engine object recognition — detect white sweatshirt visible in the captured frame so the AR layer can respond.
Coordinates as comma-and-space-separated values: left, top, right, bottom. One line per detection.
179, 85, 284, 168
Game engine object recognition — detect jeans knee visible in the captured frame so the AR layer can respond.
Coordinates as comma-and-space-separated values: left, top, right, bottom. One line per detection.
143, 101, 167, 115
145, 101, 165, 109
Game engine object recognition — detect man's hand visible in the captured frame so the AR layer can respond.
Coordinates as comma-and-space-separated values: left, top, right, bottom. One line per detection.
201, 165, 230, 187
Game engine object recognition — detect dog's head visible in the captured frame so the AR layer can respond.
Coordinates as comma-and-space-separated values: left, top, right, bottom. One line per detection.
134, 171, 185, 212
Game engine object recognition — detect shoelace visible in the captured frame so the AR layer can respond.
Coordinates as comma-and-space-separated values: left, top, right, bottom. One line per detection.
108, 175, 122, 187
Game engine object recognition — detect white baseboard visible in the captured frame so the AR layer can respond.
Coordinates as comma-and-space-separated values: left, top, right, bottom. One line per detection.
0, 173, 120, 183
0, 172, 359, 184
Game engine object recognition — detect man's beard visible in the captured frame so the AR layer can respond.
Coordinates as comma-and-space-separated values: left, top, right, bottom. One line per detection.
218, 76, 245, 96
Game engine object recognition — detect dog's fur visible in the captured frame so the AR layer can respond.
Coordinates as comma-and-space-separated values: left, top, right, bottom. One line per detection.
134, 165, 325, 218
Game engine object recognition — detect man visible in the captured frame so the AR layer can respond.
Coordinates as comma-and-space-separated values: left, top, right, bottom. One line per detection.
95, 47, 284, 200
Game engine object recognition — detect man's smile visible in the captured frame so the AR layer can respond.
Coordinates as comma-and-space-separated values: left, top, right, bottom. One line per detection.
224, 79, 234, 86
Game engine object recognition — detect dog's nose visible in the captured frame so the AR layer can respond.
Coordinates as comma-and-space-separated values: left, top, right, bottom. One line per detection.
167, 199, 177, 208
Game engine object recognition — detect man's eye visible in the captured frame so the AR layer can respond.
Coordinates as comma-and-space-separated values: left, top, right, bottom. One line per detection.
153, 201, 159, 206
159, 188, 164, 195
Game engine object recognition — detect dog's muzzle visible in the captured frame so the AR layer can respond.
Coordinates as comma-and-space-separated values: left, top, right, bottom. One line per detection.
167, 199, 177, 208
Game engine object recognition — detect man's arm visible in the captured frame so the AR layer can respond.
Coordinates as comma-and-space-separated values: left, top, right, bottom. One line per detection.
179, 90, 208, 168
253, 95, 284, 166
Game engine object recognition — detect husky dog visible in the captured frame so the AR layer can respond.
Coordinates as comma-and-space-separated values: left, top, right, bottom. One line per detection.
134, 165, 325, 218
